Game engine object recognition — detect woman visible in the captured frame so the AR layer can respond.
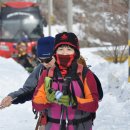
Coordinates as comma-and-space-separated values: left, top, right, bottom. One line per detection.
32, 32, 99, 130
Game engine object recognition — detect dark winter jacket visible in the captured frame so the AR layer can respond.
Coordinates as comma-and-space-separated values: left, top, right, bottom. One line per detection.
17, 54, 33, 68
8, 63, 44, 104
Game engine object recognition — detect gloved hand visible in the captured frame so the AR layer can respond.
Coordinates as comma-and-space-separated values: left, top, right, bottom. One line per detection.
44, 77, 56, 103
70, 96, 77, 106
58, 95, 77, 107
46, 90, 56, 103
44, 77, 52, 93
58, 95, 70, 107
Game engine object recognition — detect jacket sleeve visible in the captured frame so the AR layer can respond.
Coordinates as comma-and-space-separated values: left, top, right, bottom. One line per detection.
76, 70, 99, 112
32, 70, 50, 112
8, 64, 44, 104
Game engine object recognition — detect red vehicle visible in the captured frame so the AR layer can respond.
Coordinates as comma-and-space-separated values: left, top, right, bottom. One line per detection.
0, 1, 47, 58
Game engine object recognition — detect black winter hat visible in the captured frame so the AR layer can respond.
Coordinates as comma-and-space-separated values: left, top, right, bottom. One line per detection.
54, 32, 80, 58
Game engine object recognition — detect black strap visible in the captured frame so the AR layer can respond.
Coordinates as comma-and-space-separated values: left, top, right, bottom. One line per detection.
76, 77, 85, 98
70, 82, 78, 107
47, 114, 92, 125
38, 65, 44, 79
82, 67, 89, 81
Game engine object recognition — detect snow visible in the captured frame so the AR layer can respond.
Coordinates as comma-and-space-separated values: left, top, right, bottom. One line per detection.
0, 26, 130, 130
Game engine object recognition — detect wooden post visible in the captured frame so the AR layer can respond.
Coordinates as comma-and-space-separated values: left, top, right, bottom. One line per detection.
128, 0, 130, 82
67, 0, 73, 32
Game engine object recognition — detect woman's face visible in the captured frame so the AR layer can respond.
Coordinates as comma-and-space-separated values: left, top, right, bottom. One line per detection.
56, 45, 75, 55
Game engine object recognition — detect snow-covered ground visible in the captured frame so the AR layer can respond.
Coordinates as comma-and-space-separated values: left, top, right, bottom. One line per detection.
0, 23, 130, 130
0, 46, 130, 130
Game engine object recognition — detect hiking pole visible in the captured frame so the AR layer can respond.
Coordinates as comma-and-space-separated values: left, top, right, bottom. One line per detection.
59, 105, 69, 130
59, 105, 65, 130
35, 113, 42, 130
65, 107, 69, 130
59, 77, 71, 130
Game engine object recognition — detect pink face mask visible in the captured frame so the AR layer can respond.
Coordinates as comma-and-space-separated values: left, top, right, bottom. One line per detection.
55, 54, 75, 68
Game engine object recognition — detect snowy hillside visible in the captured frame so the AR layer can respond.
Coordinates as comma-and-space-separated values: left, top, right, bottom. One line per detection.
0, 47, 130, 130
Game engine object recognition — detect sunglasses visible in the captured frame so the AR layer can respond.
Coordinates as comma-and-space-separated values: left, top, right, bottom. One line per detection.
38, 57, 52, 63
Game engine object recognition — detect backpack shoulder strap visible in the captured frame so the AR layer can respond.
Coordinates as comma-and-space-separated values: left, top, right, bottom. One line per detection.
82, 66, 89, 81
47, 66, 56, 77
38, 65, 45, 79
36, 69, 48, 90
77, 64, 83, 82
76, 64, 89, 98
77, 63, 89, 82
77, 63, 83, 74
